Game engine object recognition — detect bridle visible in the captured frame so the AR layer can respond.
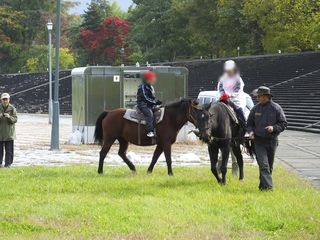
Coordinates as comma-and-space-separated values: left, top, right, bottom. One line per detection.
187, 104, 214, 138
187, 105, 198, 125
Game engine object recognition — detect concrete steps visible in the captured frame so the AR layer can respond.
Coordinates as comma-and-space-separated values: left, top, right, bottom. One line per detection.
271, 70, 320, 134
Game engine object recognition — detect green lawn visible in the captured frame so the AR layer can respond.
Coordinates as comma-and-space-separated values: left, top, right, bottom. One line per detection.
0, 165, 319, 240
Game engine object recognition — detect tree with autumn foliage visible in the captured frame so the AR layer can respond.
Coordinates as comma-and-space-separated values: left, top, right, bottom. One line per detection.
80, 16, 130, 65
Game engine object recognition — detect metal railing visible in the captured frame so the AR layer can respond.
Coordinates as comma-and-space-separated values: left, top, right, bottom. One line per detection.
10, 75, 71, 97
303, 120, 320, 129
269, 69, 320, 89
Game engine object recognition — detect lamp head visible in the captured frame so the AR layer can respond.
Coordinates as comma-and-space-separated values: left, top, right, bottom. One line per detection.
47, 20, 53, 31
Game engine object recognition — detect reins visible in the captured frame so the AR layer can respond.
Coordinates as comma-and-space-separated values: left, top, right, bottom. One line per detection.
188, 106, 198, 124
208, 135, 245, 142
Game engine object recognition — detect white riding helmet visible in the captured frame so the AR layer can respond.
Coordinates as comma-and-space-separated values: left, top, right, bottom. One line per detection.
224, 60, 236, 71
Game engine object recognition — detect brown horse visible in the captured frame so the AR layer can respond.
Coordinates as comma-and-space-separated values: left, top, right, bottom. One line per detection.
94, 99, 208, 175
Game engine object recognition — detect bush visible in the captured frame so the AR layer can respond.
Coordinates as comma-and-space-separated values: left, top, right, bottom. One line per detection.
23, 45, 76, 73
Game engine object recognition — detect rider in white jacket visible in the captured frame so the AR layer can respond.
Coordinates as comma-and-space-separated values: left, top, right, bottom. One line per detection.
217, 60, 247, 131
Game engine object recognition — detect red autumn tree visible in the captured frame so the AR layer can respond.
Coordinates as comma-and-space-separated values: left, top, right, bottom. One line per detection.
80, 16, 130, 65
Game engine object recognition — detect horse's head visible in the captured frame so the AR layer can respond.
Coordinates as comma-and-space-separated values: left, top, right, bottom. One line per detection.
187, 99, 211, 141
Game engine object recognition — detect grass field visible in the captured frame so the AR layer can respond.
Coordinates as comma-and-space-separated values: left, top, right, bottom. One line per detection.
0, 165, 319, 240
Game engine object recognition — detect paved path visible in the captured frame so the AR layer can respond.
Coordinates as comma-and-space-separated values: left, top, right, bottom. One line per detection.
277, 131, 320, 188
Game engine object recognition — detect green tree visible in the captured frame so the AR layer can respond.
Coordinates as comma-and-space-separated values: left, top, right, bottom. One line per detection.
0, 6, 25, 43
166, 0, 194, 60
215, 0, 260, 56
110, 1, 128, 18
25, 58, 40, 73
243, 0, 320, 53
59, 48, 76, 69
0, 5, 26, 73
129, 0, 174, 62
81, 0, 112, 31
0, 0, 78, 45
182, 0, 220, 58
23, 46, 76, 73
128, 43, 145, 63
171, 0, 257, 58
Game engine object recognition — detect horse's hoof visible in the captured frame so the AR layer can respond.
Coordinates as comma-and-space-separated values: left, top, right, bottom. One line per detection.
98, 170, 103, 174
147, 169, 153, 174
218, 179, 226, 185
168, 173, 174, 176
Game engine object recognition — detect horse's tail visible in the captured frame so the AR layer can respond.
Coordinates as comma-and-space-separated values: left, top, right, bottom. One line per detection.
94, 111, 109, 145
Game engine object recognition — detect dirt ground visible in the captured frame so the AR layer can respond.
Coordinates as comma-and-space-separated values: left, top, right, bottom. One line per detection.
13, 114, 254, 167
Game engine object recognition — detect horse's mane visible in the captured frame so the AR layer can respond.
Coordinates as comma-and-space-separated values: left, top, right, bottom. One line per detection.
164, 98, 190, 110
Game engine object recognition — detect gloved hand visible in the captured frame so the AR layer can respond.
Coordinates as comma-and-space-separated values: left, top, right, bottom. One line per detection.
3, 113, 9, 118
156, 100, 162, 105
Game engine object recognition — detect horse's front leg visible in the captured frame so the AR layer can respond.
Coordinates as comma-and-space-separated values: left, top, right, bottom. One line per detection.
163, 143, 173, 176
147, 145, 163, 173
208, 144, 221, 183
220, 144, 231, 185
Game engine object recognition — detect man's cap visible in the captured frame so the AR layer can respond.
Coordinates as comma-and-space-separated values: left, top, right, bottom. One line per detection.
253, 86, 272, 97
1, 93, 10, 100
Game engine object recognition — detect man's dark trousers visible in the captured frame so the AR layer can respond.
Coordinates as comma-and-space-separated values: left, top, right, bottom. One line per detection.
138, 105, 154, 133
254, 136, 278, 190
0, 140, 14, 167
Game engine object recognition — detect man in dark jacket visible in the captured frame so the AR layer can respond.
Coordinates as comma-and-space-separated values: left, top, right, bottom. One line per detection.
137, 71, 162, 138
0, 93, 17, 167
247, 86, 287, 191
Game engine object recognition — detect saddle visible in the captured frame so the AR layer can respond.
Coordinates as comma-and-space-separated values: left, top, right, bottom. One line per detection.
219, 102, 239, 124
123, 107, 165, 125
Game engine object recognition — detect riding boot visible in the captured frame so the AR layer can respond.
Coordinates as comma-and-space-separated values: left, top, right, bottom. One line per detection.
234, 107, 246, 135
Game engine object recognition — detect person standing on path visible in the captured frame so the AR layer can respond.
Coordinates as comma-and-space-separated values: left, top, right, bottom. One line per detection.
0, 93, 17, 168
247, 87, 287, 191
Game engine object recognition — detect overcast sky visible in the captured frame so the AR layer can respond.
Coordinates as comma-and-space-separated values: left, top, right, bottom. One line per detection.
70, 0, 133, 14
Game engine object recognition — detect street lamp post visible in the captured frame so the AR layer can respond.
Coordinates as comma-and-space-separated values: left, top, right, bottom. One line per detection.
47, 19, 53, 124
120, 47, 125, 66
51, 0, 61, 150
237, 46, 240, 57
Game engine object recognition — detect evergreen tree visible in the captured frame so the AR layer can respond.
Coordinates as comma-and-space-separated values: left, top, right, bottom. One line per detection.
81, 0, 112, 31
129, 0, 173, 62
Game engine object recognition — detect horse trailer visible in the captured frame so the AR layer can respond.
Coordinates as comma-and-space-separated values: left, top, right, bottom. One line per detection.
71, 66, 189, 143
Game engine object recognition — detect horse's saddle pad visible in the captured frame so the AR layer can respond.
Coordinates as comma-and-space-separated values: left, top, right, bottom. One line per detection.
220, 102, 239, 124
123, 108, 165, 125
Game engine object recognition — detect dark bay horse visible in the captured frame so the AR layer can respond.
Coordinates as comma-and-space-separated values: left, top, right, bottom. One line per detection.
94, 99, 207, 175
200, 102, 244, 185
